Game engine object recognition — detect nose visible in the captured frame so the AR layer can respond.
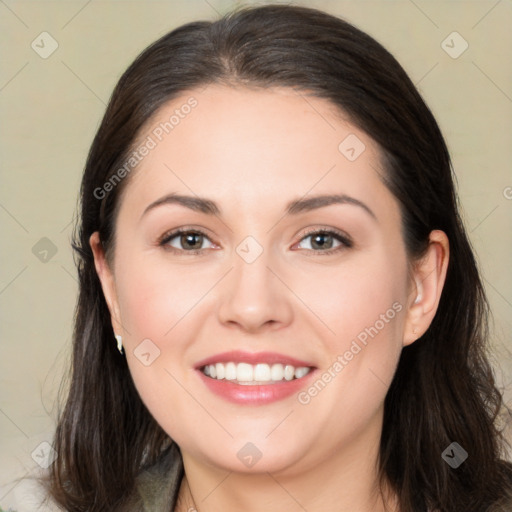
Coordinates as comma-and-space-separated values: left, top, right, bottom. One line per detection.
217, 245, 294, 334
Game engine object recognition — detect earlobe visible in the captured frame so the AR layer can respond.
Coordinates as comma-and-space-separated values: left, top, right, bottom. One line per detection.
403, 230, 449, 346
89, 232, 123, 335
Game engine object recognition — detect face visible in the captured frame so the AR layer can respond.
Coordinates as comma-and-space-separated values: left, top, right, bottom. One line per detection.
92, 85, 420, 477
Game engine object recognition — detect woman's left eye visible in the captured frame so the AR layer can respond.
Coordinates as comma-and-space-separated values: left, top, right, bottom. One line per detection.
294, 230, 352, 253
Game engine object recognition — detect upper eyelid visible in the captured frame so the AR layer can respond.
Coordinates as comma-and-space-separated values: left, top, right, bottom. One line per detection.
299, 226, 350, 240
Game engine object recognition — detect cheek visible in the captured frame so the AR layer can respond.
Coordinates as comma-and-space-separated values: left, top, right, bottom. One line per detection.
115, 253, 210, 439
114, 252, 215, 343
291, 246, 407, 405
289, 244, 407, 350
112, 252, 220, 418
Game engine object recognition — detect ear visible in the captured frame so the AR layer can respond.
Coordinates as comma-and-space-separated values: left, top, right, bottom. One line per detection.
403, 229, 449, 346
89, 231, 124, 336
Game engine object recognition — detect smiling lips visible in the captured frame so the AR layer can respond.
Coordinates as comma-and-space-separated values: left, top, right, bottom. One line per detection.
196, 351, 316, 405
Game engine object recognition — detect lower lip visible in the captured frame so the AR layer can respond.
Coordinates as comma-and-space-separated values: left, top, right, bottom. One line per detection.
197, 370, 315, 405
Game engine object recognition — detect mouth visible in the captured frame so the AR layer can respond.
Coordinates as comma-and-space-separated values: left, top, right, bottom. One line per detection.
195, 351, 316, 405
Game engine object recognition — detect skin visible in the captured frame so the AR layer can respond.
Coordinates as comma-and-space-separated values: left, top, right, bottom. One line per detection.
90, 85, 449, 512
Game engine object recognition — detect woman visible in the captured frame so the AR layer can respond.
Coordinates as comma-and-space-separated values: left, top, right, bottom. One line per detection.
40, 4, 512, 511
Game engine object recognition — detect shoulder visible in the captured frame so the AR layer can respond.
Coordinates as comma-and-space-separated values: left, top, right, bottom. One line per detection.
120, 442, 184, 512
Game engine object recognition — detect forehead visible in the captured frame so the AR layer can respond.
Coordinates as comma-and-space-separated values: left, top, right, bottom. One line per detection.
119, 84, 395, 221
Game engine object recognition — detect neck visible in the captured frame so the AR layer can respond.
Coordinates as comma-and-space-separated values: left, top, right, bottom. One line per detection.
175, 409, 398, 512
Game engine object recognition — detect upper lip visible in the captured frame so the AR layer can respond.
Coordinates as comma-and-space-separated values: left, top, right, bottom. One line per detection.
195, 351, 315, 369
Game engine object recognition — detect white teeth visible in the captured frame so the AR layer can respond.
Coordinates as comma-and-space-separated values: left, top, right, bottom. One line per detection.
295, 366, 310, 379
225, 362, 237, 380
202, 362, 311, 383
237, 363, 253, 382
215, 362, 225, 379
271, 363, 284, 381
254, 363, 271, 381
284, 365, 294, 381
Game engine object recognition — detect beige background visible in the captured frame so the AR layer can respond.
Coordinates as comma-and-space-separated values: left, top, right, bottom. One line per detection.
1, 0, 511, 510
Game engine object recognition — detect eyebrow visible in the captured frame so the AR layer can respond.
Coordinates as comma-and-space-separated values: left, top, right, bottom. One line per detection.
140, 193, 377, 221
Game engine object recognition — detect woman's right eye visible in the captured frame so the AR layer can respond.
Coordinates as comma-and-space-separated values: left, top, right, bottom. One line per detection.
159, 229, 216, 254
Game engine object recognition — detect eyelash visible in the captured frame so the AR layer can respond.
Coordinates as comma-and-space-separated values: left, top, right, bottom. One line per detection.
158, 226, 353, 256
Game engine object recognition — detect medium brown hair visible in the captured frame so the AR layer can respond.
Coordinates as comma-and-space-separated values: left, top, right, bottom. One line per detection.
39, 4, 512, 511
